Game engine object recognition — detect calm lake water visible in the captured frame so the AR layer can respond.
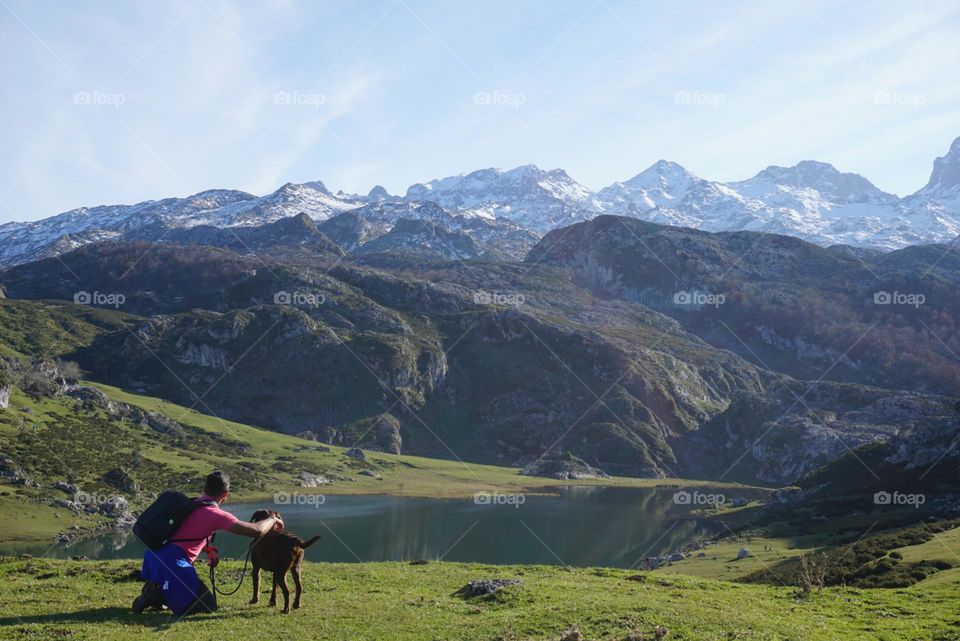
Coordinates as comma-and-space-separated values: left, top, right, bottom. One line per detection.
7, 486, 751, 567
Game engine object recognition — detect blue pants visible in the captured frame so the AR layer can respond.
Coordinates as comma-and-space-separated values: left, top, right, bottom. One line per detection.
141, 544, 216, 616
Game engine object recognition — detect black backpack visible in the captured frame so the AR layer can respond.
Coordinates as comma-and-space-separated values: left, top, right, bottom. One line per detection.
132, 490, 217, 551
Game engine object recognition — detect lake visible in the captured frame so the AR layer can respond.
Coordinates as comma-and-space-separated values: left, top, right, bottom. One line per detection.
7, 486, 750, 567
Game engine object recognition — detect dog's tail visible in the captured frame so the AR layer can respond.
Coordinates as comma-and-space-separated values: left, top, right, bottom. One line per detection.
300, 535, 322, 549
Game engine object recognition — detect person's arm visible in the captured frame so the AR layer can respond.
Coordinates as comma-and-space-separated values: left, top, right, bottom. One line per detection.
227, 514, 283, 538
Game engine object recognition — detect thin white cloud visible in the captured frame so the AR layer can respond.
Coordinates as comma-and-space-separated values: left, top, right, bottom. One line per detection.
1, 0, 958, 220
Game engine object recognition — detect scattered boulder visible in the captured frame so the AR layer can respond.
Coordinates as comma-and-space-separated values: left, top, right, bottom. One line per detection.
65, 385, 113, 410
100, 495, 129, 515
521, 454, 610, 480
100, 468, 138, 493
737, 547, 751, 560
358, 469, 381, 479
373, 414, 402, 455
140, 411, 185, 437
0, 456, 25, 483
668, 552, 685, 562
53, 498, 81, 513
409, 559, 429, 566
730, 497, 749, 507
346, 448, 366, 463
0, 384, 9, 409
54, 480, 78, 494
452, 578, 521, 598
296, 471, 330, 487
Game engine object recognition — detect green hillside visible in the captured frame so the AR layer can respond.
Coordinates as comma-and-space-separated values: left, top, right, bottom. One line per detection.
0, 379, 754, 544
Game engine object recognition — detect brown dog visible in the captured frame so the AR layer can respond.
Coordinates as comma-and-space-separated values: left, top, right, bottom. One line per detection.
248, 509, 321, 613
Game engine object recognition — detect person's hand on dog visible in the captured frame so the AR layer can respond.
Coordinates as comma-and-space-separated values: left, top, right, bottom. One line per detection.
272, 514, 284, 531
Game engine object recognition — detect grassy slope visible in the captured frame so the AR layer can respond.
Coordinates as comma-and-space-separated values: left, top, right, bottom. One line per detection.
890, 525, 960, 588
97, 383, 758, 499
0, 298, 133, 359
1, 557, 957, 641
0, 382, 763, 543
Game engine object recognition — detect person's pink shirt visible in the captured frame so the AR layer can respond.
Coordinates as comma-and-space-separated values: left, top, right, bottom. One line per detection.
169, 495, 238, 562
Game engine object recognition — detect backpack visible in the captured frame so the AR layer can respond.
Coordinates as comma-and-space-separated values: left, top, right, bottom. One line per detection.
132, 490, 217, 551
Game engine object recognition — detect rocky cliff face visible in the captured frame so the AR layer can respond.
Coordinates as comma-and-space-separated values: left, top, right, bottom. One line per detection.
527, 215, 960, 397
3, 227, 958, 484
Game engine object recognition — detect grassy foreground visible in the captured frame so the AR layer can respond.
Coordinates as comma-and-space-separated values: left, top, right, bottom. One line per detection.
1, 557, 958, 641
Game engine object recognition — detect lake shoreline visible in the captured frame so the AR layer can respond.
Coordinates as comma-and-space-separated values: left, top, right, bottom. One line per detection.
0, 486, 765, 565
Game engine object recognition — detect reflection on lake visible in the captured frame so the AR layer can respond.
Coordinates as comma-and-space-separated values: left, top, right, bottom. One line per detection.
5, 486, 756, 567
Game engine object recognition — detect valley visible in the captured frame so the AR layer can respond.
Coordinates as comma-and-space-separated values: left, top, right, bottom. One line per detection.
1, 173, 958, 639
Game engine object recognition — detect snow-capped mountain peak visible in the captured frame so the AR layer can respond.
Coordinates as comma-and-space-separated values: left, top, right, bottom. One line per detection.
367, 185, 393, 201
598, 160, 699, 212
3, 135, 960, 267
404, 164, 600, 231
742, 160, 897, 203
920, 136, 960, 195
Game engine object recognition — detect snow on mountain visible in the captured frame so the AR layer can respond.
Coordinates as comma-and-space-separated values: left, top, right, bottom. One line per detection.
2, 137, 960, 267
597, 160, 700, 211
919, 137, 960, 196
878, 137, 960, 248
0, 183, 363, 266
723, 160, 902, 247
0, 189, 257, 266
339, 200, 539, 259
598, 143, 960, 250
405, 164, 602, 231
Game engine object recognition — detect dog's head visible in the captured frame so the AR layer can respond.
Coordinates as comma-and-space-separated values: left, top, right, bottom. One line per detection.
250, 509, 281, 523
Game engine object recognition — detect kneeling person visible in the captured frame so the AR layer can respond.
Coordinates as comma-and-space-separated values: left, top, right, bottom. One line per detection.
133, 471, 283, 616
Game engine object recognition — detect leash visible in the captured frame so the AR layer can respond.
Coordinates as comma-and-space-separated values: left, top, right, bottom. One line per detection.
209, 545, 252, 596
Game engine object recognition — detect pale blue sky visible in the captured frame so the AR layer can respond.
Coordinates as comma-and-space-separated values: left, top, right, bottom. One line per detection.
1, 0, 958, 222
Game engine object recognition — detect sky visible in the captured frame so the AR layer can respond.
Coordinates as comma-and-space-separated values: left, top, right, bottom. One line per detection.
1, 0, 959, 223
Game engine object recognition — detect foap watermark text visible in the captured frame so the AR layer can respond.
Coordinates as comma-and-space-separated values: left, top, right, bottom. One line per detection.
673, 490, 726, 506
274, 290, 325, 308
274, 491, 326, 507
474, 491, 526, 508
74, 291, 125, 308
674, 290, 725, 309
474, 290, 525, 306
874, 291, 924, 308
874, 491, 925, 509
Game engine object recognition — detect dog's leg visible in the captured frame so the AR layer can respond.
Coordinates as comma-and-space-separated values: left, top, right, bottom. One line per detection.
291, 564, 303, 610
249, 564, 261, 605
278, 572, 291, 614
269, 572, 278, 607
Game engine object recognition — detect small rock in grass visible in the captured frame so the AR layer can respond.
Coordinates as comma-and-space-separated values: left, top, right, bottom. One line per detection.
452, 578, 520, 597
560, 625, 585, 641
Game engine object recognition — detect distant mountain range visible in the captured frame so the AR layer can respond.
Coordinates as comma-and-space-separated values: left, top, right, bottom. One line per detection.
1, 136, 958, 266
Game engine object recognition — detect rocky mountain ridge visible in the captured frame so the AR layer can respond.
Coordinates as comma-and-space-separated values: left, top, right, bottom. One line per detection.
3, 137, 960, 266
